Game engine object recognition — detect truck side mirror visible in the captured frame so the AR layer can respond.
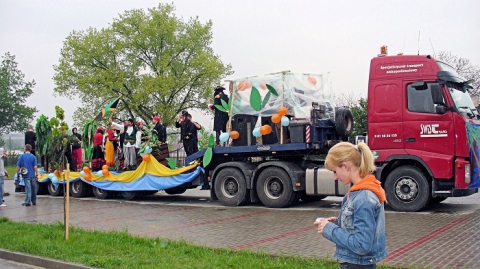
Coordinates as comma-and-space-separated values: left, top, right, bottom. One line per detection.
430, 83, 443, 104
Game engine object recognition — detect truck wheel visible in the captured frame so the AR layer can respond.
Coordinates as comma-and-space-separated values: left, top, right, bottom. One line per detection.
121, 191, 143, 200
256, 167, 295, 208
92, 187, 114, 199
70, 180, 91, 198
165, 188, 187, 195
214, 168, 249, 206
385, 166, 431, 212
335, 108, 354, 137
48, 181, 64, 196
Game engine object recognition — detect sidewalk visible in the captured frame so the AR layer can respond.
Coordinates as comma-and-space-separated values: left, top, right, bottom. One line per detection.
0, 179, 479, 269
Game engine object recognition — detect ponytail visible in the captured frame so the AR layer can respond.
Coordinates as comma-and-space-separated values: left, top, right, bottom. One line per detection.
325, 142, 376, 178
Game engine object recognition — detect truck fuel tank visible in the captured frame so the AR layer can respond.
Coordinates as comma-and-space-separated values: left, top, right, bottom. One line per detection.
305, 167, 350, 196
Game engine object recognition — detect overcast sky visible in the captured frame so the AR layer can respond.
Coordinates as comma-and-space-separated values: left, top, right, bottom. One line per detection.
1, 0, 479, 130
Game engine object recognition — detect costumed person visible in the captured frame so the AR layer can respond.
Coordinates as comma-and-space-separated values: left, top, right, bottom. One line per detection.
91, 127, 105, 171
175, 110, 188, 151
183, 113, 201, 156
71, 127, 83, 171
25, 125, 36, 156
105, 124, 118, 168
152, 116, 167, 143
315, 142, 387, 268
135, 121, 144, 155
111, 118, 138, 171
213, 86, 229, 146
16, 144, 38, 206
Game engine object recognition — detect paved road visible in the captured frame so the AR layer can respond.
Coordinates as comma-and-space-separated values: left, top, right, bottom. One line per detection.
1, 180, 479, 269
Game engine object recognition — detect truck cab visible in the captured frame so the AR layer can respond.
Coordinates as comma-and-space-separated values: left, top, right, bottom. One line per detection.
368, 52, 479, 211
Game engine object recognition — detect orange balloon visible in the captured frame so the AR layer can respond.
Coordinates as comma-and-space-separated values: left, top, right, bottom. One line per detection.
260, 82, 267, 90
102, 165, 109, 170
102, 168, 110, 176
54, 170, 61, 177
308, 76, 317, 85
84, 173, 92, 181
260, 125, 268, 135
83, 166, 91, 173
265, 125, 272, 134
142, 154, 151, 162
271, 114, 281, 124
230, 130, 240, 140
279, 107, 288, 116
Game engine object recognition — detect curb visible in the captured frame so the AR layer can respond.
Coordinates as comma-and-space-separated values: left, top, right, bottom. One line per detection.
0, 249, 93, 269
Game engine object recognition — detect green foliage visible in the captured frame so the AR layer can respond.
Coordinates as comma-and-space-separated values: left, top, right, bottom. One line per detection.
0, 52, 37, 134
0, 218, 348, 269
350, 98, 368, 140
35, 115, 52, 158
196, 127, 211, 150
81, 119, 98, 164
165, 158, 177, 169
53, 3, 232, 128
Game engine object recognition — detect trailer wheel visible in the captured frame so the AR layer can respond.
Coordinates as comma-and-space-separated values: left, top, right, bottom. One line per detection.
92, 187, 115, 199
47, 181, 64, 196
335, 108, 354, 137
214, 168, 249, 206
256, 167, 295, 208
385, 166, 431, 212
165, 188, 187, 195
36, 182, 48, 195
70, 180, 91, 198
121, 191, 143, 200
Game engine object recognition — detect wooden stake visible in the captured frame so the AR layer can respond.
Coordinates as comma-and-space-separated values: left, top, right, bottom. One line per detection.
65, 163, 70, 240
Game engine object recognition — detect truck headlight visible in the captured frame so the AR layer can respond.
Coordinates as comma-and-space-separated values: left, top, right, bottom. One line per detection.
465, 164, 470, 184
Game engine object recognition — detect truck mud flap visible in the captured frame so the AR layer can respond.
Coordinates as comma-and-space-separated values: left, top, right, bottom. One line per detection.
305, 167, 350, 196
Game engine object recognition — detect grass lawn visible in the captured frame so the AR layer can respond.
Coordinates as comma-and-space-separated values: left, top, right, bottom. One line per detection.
4, 166, 17, 178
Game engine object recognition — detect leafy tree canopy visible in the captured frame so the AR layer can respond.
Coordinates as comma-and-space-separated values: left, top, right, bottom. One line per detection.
437, 51, 480, 95
0, 52, 37, 134
53, 3, 232, 127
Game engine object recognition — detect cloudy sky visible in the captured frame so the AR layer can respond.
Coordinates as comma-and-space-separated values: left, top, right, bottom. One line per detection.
1, 0, 479, 130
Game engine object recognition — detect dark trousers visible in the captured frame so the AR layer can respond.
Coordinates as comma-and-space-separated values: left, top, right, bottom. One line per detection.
339, 263, 376, 269
184, 139, 198, 156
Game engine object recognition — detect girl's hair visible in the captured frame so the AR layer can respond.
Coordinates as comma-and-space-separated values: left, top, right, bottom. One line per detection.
325, 142, 376, 178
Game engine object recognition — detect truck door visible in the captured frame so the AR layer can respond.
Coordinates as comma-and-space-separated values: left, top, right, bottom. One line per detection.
403, 82, 455, 177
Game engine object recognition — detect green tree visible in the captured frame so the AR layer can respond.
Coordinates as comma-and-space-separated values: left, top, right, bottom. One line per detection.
350, 98, 368, 140
0, 52, 37, 134
437, 51, 480, 95
53, 3, 232, 127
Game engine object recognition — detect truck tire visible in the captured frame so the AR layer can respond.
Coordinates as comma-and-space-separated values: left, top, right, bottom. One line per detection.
385, 166, 431, 212
165, 188, 187, 195
214, 168, 249, 206
48, 181, 64, 196
92, 187, 115, 199
256, 167, 295, 208
70, 180, 91, 198
335, 108, 354, 137
121, 191, 143, 200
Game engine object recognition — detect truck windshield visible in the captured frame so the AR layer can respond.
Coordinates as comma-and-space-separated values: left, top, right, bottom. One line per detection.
448, 82, 478, 118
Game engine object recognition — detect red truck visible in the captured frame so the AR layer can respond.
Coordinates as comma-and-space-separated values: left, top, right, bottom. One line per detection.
366, 48, 479, 211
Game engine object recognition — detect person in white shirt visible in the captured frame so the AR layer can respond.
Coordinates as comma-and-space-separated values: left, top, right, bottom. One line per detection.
110, 118, 138, 171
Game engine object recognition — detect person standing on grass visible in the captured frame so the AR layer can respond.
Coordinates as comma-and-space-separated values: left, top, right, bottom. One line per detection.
315, 142, 387, 268
16, 144, 38, 206
0, 147, 8, 207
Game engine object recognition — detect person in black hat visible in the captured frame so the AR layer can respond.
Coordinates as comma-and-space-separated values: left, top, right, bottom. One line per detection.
213, 86, 229, 146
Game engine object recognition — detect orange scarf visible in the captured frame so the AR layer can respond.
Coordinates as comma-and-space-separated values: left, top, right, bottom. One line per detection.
348, 175, 386, 203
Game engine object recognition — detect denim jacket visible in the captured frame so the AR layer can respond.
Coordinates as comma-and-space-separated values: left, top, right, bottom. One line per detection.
323, 190, 387, 265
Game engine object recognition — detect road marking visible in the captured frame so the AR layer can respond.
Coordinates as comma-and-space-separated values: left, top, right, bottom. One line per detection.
138, 210, 270, 236
384, 218, 467, 262
232, 225, 316, 250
